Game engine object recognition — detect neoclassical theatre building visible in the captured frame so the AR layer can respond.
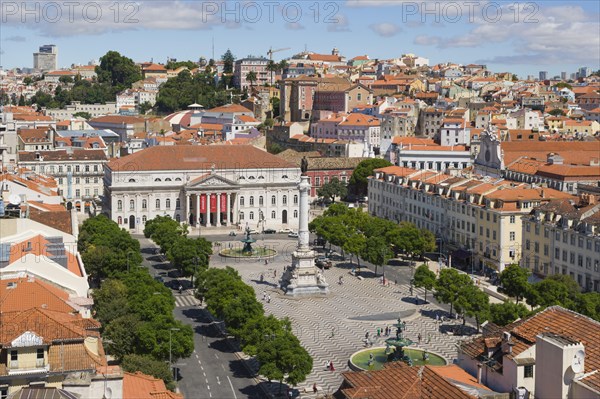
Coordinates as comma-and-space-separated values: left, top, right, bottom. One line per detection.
104, 145, 302, 233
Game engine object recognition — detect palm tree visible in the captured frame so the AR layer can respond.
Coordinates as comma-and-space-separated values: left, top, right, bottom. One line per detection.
266, 60, 278, 86
246, 71, 257, 91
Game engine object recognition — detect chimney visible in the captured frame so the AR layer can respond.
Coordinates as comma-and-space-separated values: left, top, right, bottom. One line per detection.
477, 363, 483, 384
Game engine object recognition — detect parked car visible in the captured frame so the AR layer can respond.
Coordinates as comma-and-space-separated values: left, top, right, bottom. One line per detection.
279, 228, 293, 233
315, 256, 332, 269
264, 228, 277, 234
288, 231, 299, 238
249, 229, 260, 235
314, 237, 326, 247
228, 231, 237, 236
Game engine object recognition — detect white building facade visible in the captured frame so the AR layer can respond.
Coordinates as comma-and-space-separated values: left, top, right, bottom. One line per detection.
104, 145, 302, 233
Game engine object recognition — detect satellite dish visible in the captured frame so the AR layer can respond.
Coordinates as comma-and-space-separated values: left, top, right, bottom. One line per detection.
104, 387, 112, 399
9, 194, 21, 205
571, 349, 585, 373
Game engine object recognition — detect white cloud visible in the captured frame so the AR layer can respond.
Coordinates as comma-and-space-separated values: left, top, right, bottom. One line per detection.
5, 36, 26, 42
327, 14, 351, 32
413, 4, 599, 65
370, 22, 401, 37
285, 22, 305, 30
414, 35, 441, 46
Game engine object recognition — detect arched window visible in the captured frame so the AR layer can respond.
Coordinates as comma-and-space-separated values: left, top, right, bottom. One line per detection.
166, 199, 171, 209
240, 212, 245, 220
271, 210, 276, 219
142, 215, 147, 223
249, 196, 254, 206
282, 175, 288, 179
293, 195, 298, 204
283, 195, 287, 205
248, 176, 255, 180
155, 178, 162, 182
117, 216, 122, 224
165, 178, 172, 182
142, 199, 147, 209
249, 211, 254, 220
271, 195, 276, 205
176, 198, 181, 209
128, 178, 136, 183
259, 196, 263, 206
294, 210, 298, 218
258, 176, 265, 180
175, 178, 182, 181
129, 200, 135, 211
117, 200, 122, 210
240, 196, 245, 206
156, 199, 161, 209
175, 214, 180, 222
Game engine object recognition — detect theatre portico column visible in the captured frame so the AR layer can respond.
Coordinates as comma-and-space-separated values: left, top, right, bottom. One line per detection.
216, 192, 221, 226
205, 192, 210, 227
185, 193, 190, 225
225, 193, 231, 226
196, 194, 200, 226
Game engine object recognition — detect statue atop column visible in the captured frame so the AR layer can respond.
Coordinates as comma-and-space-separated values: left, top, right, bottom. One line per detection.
300, 156, 308, 175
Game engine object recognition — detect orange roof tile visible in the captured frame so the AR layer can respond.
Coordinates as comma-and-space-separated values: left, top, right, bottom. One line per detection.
123, 372, 183, 399
0, 277, 74, 313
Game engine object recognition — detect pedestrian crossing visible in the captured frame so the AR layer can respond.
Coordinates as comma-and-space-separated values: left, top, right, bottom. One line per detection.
175, 294, 201, 308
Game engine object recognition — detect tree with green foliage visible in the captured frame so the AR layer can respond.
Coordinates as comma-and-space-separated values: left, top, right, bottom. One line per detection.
139, 101, 153, 115
92, 279, 129, 324
413, 264, 436, 303
349, 158, 392, 196
256, 332, 313, 393
266, 60, 279, 86
456, 284, 490, 331
489, 302, 530, 326
221, 49, 235, 74
23, 77, 33, 85
246, 71, 257, 89
548, 108, 566, 117
78, 215, 142, 279
573, 292, 600, 321
434, 268, 471, 316
317, 177, 347, 204
361, 235, 392, 277
96, 50, 141, 90
240, 315, 292, 356
59, 75, 73, 84
528, 278, 571, 308
167, 236, 210, 279
18, 94, 25, 106
165, 60, 197, 70
103, 313, 142, 360
73, 111, 92, 119
498, 264, 530, 303
121, 354, 175, 390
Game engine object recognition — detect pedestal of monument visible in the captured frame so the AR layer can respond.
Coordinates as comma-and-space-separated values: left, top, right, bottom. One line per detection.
282, 173, 330, 297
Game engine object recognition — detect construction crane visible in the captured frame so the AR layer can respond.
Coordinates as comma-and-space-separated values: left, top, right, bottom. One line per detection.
267, 47, 291, 61
266, 47, 291, 86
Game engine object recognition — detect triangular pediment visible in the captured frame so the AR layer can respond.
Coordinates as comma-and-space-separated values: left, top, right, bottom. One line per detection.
187, 173, 238, 188
12, 331, 44, 347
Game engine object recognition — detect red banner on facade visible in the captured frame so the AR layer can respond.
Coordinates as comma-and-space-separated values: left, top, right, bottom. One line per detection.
200, 194, 206, 213
220, 193, 227, 213
210, 194, 217, 213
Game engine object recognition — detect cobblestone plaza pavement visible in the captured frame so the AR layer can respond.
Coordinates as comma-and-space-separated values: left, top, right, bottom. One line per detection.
210, 238, 472, 396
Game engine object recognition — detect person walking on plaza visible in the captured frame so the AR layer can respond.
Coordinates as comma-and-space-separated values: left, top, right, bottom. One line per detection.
418, 333, 422, 343
377, 327, 381, 337
427, 333, 431, 344
329, 361, 335, 372
267, 295, 271, 303
313, 383, 318, 394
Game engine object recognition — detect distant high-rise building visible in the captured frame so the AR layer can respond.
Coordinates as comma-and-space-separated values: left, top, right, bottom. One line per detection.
578, 67, 589, 78
560, 72, 567, 80
527, 75, 534, 81
539, 71, 548, 81
33, 44, 57, 72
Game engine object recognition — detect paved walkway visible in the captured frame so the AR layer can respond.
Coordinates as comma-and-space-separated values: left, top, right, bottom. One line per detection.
216, 241, 472, 397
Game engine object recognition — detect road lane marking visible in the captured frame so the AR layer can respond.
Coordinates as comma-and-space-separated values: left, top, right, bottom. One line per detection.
203, 372, 206, 377
200, 366, 204, 370
217, 376, 221, 385
207, 385, 210, 390
205, 378, 209, 384
221, 365, 225, 371
227, 376, 238, 399
215, 354, 219, 359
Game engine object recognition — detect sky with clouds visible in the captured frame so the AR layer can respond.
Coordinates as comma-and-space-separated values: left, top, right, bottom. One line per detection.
0, 0, 598, 77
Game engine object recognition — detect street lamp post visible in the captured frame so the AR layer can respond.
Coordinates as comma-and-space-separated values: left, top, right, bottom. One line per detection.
169, 327, 180, 383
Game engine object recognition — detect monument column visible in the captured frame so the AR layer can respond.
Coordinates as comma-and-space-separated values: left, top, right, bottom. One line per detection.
283, 157, 329, 297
